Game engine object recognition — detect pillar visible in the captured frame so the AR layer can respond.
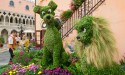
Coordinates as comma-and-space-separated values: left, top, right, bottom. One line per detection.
4, 16, 5, 26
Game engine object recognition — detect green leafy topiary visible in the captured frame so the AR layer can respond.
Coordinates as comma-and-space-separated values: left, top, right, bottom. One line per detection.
34, 1, 69, 68
75, 16, 118, 68
75, 16, 93, 45
33, 1, 61, 30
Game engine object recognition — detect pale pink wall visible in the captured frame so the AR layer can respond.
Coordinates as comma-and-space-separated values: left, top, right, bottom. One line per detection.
0, 0, 34, 15
38, 0, 71, 10
93, 0, 125, 60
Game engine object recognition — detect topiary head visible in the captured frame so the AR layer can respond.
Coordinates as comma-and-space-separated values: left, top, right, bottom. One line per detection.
75, 16, 93, 45
34, 1, 57, 24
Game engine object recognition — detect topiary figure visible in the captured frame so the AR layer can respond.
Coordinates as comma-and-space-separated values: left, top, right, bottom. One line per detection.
34, 1, 69, 68
74, 16, 118, 69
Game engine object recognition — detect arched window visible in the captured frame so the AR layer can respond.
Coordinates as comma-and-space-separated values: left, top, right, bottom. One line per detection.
26, 19, 29, 24
10, 17, 13, 23
9, 1, 14, 7
19, 18, 22, 23
23, 19, 25, 24
15, 17, 18, 23
30, 20, 32, 25
0, 15, 4, 22
5, 16, 9, 22
25, 5, 29, 10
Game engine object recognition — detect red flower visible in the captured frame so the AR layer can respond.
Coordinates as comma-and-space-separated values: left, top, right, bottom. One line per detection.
20, 51, 24, 55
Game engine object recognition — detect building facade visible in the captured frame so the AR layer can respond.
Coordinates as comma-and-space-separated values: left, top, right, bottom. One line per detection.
0, 0, 35, 43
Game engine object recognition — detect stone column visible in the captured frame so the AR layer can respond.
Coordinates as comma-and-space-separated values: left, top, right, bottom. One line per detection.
9, 17, 10, 26
4, 16, 5, 26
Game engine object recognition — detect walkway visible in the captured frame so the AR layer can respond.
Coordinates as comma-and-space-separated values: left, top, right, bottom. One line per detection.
0, 44, 9, 66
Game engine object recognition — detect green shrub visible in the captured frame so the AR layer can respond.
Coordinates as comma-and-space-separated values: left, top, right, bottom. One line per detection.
60, 10, 73, 22
63, 63, 83, 75
13, 50, 43, 66
0, 65, 11, 75
61, 52, 70, 66
83, 63, 125, 75
13, 50, 30, 65
0, 36, 4, 43
70, 0, 85, 11
29, 50, 43, 65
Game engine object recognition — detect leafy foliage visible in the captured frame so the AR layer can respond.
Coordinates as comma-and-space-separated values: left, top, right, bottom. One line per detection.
13, 50, 43, 66
60, 10, 73, 22
0, 36, 4, 43
81, 60, 125, 75
61, 52, 70, 66
0, 65, 11, 75
75, 16, 118, 68
70, 0, 85, 11
75, 16, 93, 45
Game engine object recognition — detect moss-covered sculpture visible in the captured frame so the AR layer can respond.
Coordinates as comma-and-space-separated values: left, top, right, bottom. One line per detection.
75, 16, 118, 68
34, 1, 68, 68
34, 1, 61, 30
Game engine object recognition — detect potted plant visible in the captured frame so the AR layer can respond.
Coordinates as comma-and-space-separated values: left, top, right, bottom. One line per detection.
60, 10, 73, 22
70, 0, 85, 11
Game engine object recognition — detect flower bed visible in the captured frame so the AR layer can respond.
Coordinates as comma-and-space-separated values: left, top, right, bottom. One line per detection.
13, 50, 43, 66
2, 63, 42, 75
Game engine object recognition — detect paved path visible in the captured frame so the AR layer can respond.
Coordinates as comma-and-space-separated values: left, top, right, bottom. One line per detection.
0, 44, 9, 66
0, 51, 9, 66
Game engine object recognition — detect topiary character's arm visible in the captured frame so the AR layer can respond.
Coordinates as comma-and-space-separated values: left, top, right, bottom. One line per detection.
33, 5, 42, 14
48, 0, 57, 11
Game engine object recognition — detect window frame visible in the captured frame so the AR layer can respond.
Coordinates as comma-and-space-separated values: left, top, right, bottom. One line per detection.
25, 5, 30, 11
9, 1, 14, 7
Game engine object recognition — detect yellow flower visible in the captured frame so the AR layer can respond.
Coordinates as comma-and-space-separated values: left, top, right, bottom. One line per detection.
9, 71, 13, 75
24, 39, 29, 47
38, 71, 42, 74
26, 66, 29, 68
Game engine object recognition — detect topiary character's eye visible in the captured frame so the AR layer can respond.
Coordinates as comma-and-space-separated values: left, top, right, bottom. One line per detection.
48, 9, 51, 14
81, 27, 86, 33
83, 28, 86, 33
42, 11, 45, 15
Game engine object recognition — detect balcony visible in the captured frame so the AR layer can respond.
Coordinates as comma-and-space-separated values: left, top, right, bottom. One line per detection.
0, 22, 34, 29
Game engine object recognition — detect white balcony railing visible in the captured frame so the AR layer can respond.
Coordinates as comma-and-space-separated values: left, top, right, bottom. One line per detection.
0, 22, 34, 28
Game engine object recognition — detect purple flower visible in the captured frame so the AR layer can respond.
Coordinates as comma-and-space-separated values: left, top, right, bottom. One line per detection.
28, 64, 39, 73
18, 68, 26, 73
42, 67, 72, 75
11, 64, 17, 69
